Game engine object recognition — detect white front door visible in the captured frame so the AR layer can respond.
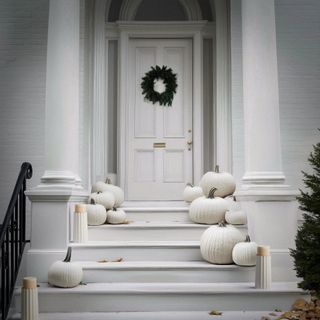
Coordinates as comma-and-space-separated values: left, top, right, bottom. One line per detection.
126, 39, 193, 200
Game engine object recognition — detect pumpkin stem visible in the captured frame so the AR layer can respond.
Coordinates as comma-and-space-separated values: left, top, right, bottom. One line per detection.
97, 191, 102, 194
208, 187, 217, 199
245, 235, 251, 242
112, 207, 117, 211
63, 247, 72, 263
233, 196, 237, 201
90, 198, 96, 205
105, 177, 111, 184
214, 165, 220, 173
186, 183, 194, 187
218, 220, 227, 227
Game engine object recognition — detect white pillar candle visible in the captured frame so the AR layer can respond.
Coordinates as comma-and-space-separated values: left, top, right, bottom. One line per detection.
21, 277, 39, 320
73, 204, 88, 243
255, 245, 272, 289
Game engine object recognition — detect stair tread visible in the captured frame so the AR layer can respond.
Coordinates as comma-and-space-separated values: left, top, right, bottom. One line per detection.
10, 311, 287, 320
21, 282, 302, 294
88, 221, 246, 229
70, 240, 201, 247
76, 260, 252, 270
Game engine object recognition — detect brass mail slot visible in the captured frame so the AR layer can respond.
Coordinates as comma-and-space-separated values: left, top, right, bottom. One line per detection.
153, 142, 166, 148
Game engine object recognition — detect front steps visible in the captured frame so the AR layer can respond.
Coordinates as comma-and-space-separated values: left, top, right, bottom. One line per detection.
14, 205, 305, 317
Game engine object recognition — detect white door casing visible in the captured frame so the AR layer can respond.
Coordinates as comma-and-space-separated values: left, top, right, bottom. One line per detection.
127, 39, 193, 200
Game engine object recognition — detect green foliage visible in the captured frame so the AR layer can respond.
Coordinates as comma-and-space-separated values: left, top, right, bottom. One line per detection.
290, 137, 320, 297
141, 65, 178, 106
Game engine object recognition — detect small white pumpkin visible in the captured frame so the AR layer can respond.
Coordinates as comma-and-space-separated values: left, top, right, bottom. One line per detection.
200, 221, 245, 264
189, 188, 228, 224
92, 178, 124, 208
232, 235, 257, 266
107, 207, 127, 224
48, 247, 83, 288
200, 165, 236, 198
225, 195, 241, 211
89, 191, 115, 209
86, 199, 107, 225
225, 210, 247, 225
183, 183, 203, 203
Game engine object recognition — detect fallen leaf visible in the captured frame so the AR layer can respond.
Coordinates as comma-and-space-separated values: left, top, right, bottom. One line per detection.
260, 317, 271, 320
97, 259, 109, 263
209, 310, 222, 316
112, 258, 123, 262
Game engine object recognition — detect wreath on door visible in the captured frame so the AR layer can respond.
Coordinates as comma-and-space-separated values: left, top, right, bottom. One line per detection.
141, 65, 178, 106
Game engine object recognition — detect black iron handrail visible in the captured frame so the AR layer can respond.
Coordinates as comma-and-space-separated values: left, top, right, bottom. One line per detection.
0, 162, 33, 320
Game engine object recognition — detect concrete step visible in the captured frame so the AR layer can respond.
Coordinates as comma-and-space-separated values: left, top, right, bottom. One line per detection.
9, 310, 291, 320
88, 222, 248, 241
76, 260, 254, 283
14, 282, 307, 312
70, 241, 202, 261
120, 207, 190, 222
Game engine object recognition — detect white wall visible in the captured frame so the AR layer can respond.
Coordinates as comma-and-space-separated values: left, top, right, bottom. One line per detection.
230, 0, 320, 190
0, 0, 49, 223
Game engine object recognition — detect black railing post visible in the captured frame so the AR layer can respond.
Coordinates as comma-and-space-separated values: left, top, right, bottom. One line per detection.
0, 162, 32, 320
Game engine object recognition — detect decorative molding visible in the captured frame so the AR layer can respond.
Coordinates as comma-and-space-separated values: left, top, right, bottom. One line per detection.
119, 0, 202, 21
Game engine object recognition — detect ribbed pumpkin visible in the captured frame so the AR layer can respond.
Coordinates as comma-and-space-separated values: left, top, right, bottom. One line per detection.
225, 195, 241, 211
225, 210, 247, 225
92, 178, 124, 208
48, 247, 83, 288
189, 188, 228, 224
183, 183, 203, 203
107, 207, 127, 224
86, 199, 107, 225
200, 222, 245, 264
232, 235, 257, 266
200, 165, 236, 198
89, 191, 115, 209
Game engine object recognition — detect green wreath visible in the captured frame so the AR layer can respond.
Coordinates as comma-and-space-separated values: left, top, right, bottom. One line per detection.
141, 65, 178, 106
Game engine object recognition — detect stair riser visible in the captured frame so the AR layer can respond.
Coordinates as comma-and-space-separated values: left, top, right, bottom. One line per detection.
124, 211, 190, 222
14, 292, 306, 312
82, 268, 254, 283
71, 246, 202, 261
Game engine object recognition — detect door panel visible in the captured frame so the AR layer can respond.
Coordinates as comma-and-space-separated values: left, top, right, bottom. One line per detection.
127, 39, 193, 200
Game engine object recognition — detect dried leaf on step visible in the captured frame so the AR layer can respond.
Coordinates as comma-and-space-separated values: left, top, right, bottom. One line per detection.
97, 259, 109, 263
260, 317, 271, 320
209, 310, 222, 316
274, 309, 282, 312
112, 258, 123, 262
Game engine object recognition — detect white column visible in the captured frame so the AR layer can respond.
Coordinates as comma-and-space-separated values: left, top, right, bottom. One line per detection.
241, 0, 285, 186
237, 0, 298, 282
26, 0, 88, 281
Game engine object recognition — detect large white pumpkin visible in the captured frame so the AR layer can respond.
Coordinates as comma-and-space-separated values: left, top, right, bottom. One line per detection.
183, 183, 203, 203
86, 199, 107, 225
91, 178, 124, 208
89, 191, 115, 209
232, 235, 257, 266
107, 207, 127, 224
200, 165, 236, 198
189, 188, 228, 224
225, 210, 247, 225
48, 247, 83, 288
200, 222, 245, 264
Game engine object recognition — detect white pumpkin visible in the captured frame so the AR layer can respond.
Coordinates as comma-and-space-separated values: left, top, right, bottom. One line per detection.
200, 165, 236, 198
91, 178, 124, 208
225, 195, 241, 211
200, 222, 245, 264
189, 188, 228, 224
225, 210, 247, 225
48, 247, 83, 288
86, 199, 107, 225
89, 191, 115, 209
183, 183, 203, 203
107, 207, 127, 224
232, 235, 257, 266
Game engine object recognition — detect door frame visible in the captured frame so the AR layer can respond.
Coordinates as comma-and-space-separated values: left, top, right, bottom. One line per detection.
118, 21, 206, 196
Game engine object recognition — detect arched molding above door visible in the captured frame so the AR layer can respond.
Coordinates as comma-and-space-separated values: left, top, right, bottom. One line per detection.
118, 0, 202, 21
